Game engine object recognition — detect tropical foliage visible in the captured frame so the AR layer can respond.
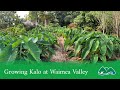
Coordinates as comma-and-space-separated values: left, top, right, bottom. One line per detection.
0, 11, 120, 64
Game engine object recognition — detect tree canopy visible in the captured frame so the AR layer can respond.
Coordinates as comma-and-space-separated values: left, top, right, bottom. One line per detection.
0, 11, 20, 29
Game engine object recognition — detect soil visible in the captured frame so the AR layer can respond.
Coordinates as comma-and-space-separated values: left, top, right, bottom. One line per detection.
51, 36, 82, 62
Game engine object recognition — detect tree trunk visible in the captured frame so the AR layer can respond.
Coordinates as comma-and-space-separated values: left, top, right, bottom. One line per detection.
116, 19, 119, 38
44, 19, 49, 27
102, 11, 105, 34
113, 11, 120, 38
44, 19, 47, 27
117, 25, 120, 37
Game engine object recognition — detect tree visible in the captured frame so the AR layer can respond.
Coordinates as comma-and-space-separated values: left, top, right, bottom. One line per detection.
74, 11, 99, 30
28, 11, 55, 27
38, 11, 55, 27
27, 11, 39, 22
112, 11, 120, 37
54, 11, 80, 26
28, 11, 80, 27
90, 11, 113, 34
0, 11, 18, 29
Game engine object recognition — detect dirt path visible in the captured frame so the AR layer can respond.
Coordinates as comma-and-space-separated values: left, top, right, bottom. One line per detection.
51, 36, 81, 62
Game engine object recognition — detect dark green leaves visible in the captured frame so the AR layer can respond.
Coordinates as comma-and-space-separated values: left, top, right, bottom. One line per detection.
0, 45, 12, 62
74, 32, 116, 63
100, 55, 106, 63
7, 48, 18, 63
0, 45, 17, 63
100, 41, 106, 55
91, 54, 98, 63
25, 40, 42, 62
81, 39, 95, 60
91, 39, 99, 52
106, 40, 113, 58
75, 45, 82, 56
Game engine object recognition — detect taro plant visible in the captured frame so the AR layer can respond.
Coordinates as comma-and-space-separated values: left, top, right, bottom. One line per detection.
0, 29, 57, 63
74, 31, 116, 63
19, 28, 57, 62
0, 24, 119, 64
0, 34, 18, 63
108, 35, 120, 59
0, 44, 18, 63
36, 32, 57, 61
63, 29, 86, 57
0, 35, 42, 63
